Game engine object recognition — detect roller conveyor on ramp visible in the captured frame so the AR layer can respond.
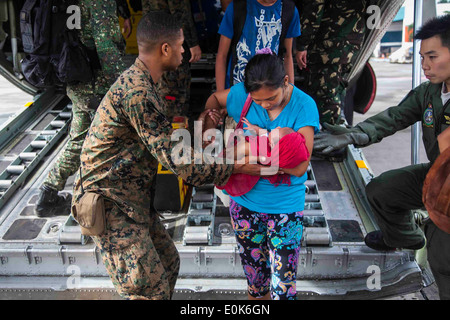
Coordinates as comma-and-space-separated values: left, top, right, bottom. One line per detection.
0, 92, 428, 299
0, 90, 72, 210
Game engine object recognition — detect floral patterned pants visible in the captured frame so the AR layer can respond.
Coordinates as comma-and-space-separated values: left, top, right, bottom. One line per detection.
229, 199, 303, 300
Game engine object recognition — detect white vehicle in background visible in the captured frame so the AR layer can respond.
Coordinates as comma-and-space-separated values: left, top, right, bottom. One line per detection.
389, 43, 414, 63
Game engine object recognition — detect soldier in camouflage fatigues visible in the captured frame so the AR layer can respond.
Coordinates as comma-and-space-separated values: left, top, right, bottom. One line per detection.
141, 0, 201, 121
294, 0, 367, 125
72, 11, 233, 299
35, 0, 127, 217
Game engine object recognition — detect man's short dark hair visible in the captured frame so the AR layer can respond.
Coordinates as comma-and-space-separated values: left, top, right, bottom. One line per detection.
137, 11, 182, 52
415, 14, 450, 49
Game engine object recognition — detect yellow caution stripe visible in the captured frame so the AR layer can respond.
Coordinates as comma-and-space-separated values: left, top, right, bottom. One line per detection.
355, 160, 368, 170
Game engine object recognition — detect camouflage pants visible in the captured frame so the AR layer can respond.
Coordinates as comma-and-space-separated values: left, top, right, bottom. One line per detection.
43, 88, 96, 191
302, 43, 361, 125
43, 0, 125, 190
93, 201, 180, 300
298, 2, 366, 125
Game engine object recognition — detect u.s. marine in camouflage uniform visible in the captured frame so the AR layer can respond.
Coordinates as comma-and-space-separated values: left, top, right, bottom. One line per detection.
141, 0, 201, 121
72, 11, 234, 300
294, 0, 367, 125
35, 0, 128, 217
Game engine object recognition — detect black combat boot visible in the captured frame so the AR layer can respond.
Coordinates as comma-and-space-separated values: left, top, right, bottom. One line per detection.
34, 185, 72, 217
364, 230, 425, 251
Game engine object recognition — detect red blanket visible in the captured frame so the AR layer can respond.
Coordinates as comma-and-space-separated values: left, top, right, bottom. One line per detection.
217, 132, 309, 196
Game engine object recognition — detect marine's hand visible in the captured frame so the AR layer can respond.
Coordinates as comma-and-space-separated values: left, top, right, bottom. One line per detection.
314, 123, 369, 154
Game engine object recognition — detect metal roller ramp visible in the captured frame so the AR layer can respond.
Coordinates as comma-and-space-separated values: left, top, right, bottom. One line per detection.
174, 151, 423, 298
183, 184, 217, 246
0, 91, 423, 298
181, 166, 332, 248
0, 93, 72, 210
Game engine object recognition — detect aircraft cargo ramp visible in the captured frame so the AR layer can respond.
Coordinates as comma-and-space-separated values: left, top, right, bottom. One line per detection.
0, 90, 426, 300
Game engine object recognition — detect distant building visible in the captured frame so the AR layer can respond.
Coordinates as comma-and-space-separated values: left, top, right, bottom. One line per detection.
379, 6, 405, 56
377, 0, 447, 59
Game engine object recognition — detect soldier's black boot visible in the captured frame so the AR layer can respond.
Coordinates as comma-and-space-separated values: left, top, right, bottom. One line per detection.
364, 230, 396, 251
34, 185, 72, 217
365, 230, 425, 251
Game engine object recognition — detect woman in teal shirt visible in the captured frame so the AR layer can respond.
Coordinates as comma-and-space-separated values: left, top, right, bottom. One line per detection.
204, 52, 319, 299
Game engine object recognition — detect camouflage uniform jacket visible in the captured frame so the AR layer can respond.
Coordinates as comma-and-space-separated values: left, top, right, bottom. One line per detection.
72, 58, 233, 224
141, 0, 199, 49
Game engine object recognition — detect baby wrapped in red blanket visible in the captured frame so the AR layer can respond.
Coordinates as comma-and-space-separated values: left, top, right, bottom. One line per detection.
217, 125, 310, 196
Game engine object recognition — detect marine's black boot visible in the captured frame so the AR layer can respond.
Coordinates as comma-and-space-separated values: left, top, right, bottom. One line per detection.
34, 185, 72, 217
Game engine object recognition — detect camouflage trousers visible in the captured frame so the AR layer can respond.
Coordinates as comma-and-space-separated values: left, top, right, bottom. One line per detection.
301, 46, 359, 125
298, 2, 366, 125
43, 88, 97, 191
93, 201, 180, 300
157, 52, 191, 122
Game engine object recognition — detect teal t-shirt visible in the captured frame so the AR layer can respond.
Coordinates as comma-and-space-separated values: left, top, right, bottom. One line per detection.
226, 82, 320, 213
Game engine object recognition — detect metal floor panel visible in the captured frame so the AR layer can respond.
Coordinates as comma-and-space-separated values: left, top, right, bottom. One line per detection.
0, 261, 422, 300
0, 113, 424, 298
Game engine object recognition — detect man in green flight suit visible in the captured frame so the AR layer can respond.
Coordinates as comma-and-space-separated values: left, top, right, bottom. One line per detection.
314, 14, 450, 300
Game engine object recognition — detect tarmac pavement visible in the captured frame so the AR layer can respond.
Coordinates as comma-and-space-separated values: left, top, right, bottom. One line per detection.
0, 76, 33, 128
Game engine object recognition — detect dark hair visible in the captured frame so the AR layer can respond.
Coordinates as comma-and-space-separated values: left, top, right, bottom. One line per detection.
137, 11, 182, 52
244, 53, 286, 93
415, 14, 450, 49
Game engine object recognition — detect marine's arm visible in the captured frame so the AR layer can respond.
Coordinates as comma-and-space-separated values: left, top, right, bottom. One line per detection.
168, 0, 201, 61
294, 0, 324, 68
115, 0, 131, 19
90, 1, 126, 85
123, 88, 233, 186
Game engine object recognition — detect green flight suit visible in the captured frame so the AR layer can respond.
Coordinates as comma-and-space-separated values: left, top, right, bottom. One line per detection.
354, 81, 450, 299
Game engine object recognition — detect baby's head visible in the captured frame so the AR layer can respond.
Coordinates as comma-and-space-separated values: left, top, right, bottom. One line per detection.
268, 127, 294, 148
